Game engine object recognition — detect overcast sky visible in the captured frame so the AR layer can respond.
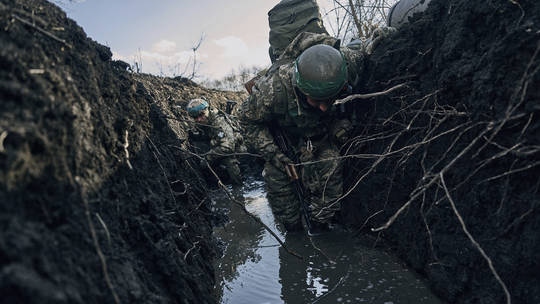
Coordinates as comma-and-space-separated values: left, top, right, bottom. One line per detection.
56, 0, 333, 81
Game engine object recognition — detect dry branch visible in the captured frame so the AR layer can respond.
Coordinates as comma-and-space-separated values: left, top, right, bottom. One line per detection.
334, 83, 407, 105
440, 173, 511, 304
372, 125, 491, 232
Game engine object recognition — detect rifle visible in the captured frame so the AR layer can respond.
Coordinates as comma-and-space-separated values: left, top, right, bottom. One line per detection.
268, 122, 313, 233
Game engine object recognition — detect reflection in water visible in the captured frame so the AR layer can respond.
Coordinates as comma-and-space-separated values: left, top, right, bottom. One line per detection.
213, 179, 284, 304
213, 177, 443, 304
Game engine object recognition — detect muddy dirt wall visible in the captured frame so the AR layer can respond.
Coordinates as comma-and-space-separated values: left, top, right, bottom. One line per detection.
342, 1, 540, 303
1, 0, 244, 302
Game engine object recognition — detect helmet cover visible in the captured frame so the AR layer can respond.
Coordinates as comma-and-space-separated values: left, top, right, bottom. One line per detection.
187, 98, 209, 117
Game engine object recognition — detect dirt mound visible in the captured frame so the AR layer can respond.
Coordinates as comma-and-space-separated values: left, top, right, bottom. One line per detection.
342, 1, 539, 303
0, 0, 244, 302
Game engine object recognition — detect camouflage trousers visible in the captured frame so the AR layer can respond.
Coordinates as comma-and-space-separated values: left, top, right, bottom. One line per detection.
263, 142, 342, 228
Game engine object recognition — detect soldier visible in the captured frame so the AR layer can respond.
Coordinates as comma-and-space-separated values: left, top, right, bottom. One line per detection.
186, 98, 244, 186
240, 32, 365, 235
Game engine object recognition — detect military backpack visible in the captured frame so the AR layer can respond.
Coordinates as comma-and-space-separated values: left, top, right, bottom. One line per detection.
268, 0, 328, 62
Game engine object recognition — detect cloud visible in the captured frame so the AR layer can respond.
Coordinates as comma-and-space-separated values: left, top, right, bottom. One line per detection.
111, 35, 269, 80
151, 39, 177, 54
214, 36, 249, 58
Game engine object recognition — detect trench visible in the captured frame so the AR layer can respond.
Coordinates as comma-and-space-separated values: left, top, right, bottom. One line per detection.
211, 174, 444, 304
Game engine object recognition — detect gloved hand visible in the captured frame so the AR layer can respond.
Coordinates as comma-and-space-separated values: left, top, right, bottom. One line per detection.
366, 26, 397, 54
271, 151, 294, 171
299, 145, 314, 162
332, 119, 353, 146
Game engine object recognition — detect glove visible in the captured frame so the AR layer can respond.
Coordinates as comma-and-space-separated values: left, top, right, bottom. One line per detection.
332, 119, 353, 145
366, 26, 397, 54
299, 145, 314, 162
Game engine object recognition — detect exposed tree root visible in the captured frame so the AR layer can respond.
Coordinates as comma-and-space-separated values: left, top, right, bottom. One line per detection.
440, 173, 511, 304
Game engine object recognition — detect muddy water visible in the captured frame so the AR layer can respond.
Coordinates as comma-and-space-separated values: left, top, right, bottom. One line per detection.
212, 176, 443, 304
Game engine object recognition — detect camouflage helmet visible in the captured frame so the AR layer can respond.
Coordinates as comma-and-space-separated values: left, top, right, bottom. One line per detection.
294, 44, 347, 100
186, 98, 209, 117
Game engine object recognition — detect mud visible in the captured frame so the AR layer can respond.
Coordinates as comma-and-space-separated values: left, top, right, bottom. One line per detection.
0, 0, 539, 303
1, 0, 244, 302
342, 1, 540, 303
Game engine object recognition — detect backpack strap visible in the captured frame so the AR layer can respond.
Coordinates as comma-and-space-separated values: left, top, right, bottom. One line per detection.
266, 32, 341, 76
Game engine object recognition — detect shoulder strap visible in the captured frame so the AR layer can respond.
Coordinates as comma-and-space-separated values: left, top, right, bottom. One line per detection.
266, 32, 341, 76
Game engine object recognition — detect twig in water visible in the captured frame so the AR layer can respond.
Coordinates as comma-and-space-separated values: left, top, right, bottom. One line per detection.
311, 265, 350, 304
194, 150, 304, 260
354, 209, 384, 234
309, 237, 336, 264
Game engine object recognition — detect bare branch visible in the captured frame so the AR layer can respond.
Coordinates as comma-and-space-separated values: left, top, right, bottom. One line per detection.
440, 173, 511, 304
334, 83, 407, 105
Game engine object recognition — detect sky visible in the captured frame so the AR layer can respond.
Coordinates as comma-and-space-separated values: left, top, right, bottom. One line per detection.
55, 0, 333, 81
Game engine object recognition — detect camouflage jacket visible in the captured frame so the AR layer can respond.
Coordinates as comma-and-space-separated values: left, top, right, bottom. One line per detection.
240, 32, 365, 164
193, 108, 244, 161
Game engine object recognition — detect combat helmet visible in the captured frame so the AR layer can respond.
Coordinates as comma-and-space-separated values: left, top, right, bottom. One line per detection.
186, 98, 209, 117
294, 44, 347, 100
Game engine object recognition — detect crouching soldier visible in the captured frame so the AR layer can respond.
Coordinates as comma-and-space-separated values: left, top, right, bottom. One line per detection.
239, 32, 363, 235
186, 98, 245, 186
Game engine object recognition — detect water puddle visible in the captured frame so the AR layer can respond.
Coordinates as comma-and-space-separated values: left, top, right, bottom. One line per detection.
212, 176, 443, 304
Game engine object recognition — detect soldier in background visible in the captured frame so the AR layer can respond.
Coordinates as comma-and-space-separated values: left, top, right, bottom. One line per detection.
186, 98, 245, 186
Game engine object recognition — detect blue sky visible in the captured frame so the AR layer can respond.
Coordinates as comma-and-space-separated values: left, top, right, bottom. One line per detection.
56, 0, 326, 81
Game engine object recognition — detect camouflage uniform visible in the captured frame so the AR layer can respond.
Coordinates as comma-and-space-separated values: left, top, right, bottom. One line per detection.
190, 108, 244, 185
240, 32, 365, 229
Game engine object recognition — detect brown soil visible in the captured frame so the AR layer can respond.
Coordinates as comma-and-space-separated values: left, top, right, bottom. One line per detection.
1, 0, 539, 304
